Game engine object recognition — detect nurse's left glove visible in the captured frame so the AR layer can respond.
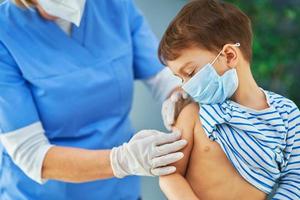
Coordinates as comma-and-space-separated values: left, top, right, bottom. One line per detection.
110, 130, 187, 178
162, 89, 192, 131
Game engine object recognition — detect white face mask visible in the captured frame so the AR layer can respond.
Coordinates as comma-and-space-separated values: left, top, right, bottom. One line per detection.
38, 0, 86, 26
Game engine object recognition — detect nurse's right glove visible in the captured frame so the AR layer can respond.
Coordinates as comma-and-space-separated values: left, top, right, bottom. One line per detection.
110, 130, 187, 178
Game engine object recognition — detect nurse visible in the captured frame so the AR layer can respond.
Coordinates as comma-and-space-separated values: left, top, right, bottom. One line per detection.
0, 0, 190, 199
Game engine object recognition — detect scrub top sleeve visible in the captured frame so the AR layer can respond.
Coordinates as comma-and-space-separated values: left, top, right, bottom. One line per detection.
126, 0, 164, 80
0, 42, 40, 134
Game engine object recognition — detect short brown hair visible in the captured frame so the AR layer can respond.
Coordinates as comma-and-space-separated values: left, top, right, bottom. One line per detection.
159, 0, 253, 65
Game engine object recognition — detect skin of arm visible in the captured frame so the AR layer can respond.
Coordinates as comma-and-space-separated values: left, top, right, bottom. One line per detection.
42, 147, 114, 183
159, 103, 200, 200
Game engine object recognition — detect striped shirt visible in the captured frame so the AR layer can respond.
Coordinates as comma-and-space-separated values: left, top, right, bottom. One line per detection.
199, 89, 300, 200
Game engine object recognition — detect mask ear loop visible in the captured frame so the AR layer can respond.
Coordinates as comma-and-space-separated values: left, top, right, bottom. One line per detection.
211, 43, 240, 65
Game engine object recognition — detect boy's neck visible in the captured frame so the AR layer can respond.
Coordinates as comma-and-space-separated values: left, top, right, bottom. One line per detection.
231, 61, 269, 111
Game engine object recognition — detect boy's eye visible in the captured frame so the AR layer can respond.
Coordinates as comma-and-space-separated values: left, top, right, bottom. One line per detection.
187, 70, 195, 77
184, 66, 198, 78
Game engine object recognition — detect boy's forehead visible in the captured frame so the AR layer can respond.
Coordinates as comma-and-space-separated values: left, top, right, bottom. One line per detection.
167, 47, 213, 69
166, 59, 186, 73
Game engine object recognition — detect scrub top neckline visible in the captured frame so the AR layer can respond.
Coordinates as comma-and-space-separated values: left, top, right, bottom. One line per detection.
9, 1, 99, 66
12, 1, 92, 59
44, 16, 96, 63
48, 5, 88, 50
54, 18, 73, 37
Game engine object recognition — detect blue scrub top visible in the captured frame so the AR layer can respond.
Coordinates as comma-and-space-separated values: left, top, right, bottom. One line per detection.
0, 0, 163, 199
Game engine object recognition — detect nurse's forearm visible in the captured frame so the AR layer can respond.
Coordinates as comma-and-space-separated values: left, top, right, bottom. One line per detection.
42, 146, 114, 183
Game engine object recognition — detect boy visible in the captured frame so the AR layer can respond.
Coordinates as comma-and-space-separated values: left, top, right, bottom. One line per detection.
158, 0, 300, 199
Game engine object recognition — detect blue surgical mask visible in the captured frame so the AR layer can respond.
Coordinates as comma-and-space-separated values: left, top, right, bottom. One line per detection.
182, 43, 240, 104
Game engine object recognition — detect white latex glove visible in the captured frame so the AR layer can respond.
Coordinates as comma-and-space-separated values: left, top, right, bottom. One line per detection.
162, 90, 191, 131
110, 130, 187, 178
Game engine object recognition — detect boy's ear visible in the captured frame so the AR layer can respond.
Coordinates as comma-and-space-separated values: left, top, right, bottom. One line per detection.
223, 44, 238, 69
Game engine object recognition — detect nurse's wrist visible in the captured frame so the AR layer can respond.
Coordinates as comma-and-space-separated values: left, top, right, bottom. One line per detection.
109, 146, 128, 178
98, 149, 115, 178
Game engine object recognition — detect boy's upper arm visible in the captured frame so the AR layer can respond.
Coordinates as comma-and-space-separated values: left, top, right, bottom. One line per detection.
159, 103, 201, 199
172, 103, 200, 176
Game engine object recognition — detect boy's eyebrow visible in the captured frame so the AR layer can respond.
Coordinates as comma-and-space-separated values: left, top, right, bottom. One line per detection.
171, 61, 193, 77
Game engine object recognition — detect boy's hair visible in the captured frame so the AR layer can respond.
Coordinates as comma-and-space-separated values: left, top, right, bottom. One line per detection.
158, 0, 253, 65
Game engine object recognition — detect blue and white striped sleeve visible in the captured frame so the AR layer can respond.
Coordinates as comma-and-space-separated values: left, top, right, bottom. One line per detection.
272, 105, 300, 200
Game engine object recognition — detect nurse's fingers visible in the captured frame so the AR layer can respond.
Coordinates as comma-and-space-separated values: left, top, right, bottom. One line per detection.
151, 166, 176, 176
154, 139, 187, 157
152, 152, 184, 168
166, 103, 176, 126
162, 100, 176, 131
132, 130, 159, 140
163, 111, 173, 131
170, 92, 181, 102
182, 91, 189, 99
155, 130, 182, 146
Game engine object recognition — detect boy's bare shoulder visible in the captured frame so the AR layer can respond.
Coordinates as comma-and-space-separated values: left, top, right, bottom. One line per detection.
178, 102, 200, 118
176, 102, 200, 127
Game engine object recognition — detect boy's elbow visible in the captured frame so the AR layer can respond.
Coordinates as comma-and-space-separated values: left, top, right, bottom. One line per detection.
159, 173, 180, 192
159, 175, 172, 193
159, 176, 165, 189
